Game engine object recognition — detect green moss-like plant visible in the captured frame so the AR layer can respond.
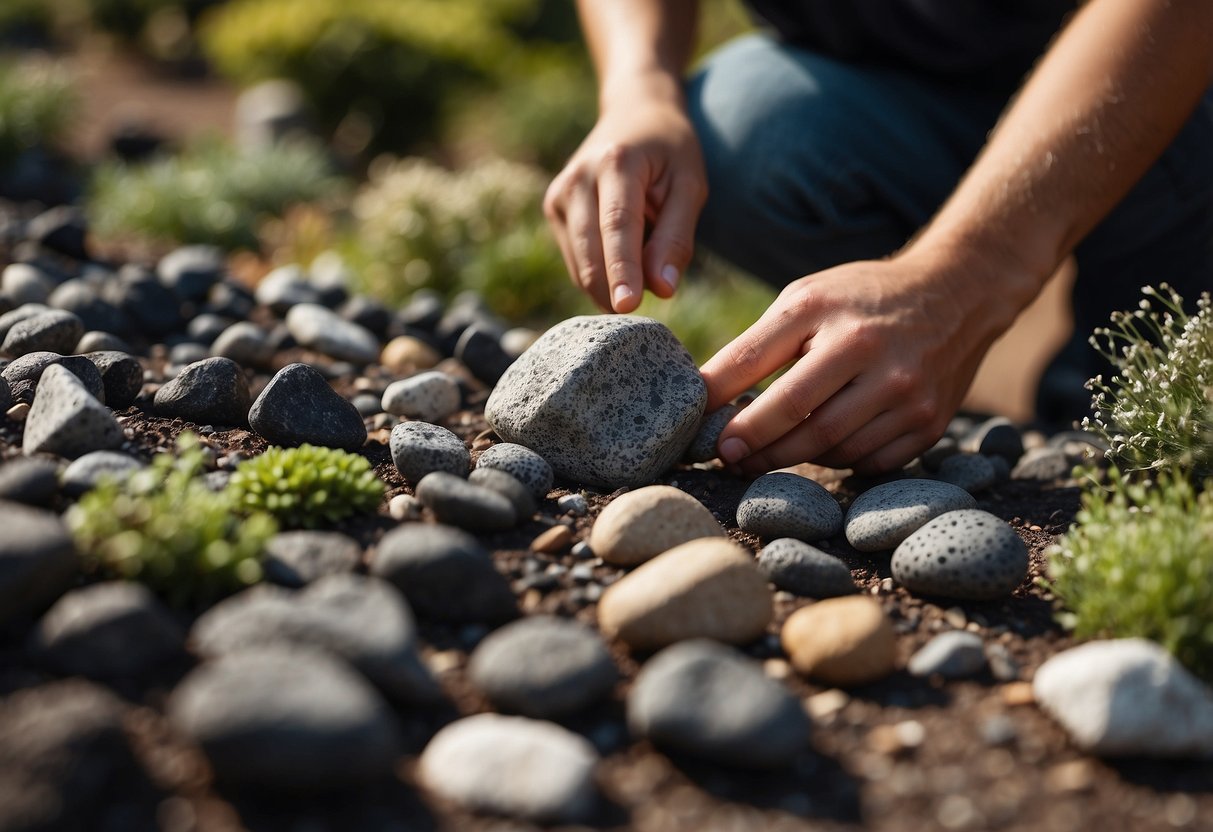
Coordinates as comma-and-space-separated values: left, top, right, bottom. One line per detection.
66, 434, 277, 609
1047, 465, 1213, 680
1084, 284, 1213, 477
226, 444, 385, 529
0, 59, 76, 167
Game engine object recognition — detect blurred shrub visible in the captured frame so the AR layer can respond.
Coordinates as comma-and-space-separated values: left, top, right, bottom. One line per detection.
67, 434, 277, 609
0, 0, 57, 44
227, 444, 385, 529
0, 59, 76, 167
88, 136, 345, 250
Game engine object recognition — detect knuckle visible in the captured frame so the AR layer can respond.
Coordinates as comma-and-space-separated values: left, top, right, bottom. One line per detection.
606, 258, 639, 284
885, 366, 921, 397
907, 398, 938, 429
729, 339, 764, 377
776, 382, 814, 424
599, 143, 632, 172
600, 204, 637, 234
812, 415, 852, 453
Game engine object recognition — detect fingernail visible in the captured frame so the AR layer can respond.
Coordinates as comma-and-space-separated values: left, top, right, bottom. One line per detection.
719, 436, 750, 464
612, 284, 634, 309
660, 264, 680, 292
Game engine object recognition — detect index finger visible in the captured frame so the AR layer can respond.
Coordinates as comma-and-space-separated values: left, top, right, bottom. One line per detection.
699, 298, 818, 410
597, 150, 647, 313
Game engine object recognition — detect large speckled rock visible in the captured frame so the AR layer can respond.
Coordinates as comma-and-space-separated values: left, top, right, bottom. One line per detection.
628, 639, 810, 768
736, 472, 843, 542
781, 596, 896, 686
484, 315, 706, 490
891, 509, 1028, 600
597, 537, 772, 651
844, 479, 977, 552
248, 363, 366, 450
23, 364, 124, 458
1034, 639, 1213, 758
419, 714, 599, 824
589, 485, 724, 566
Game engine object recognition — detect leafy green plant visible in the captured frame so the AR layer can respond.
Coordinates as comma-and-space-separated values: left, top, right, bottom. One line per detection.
226, 444, 385, 529
1084, 284, 1213, 477
1047, 465, 1213, 680
0, 59, 76, 167
88, 136, 345, 250
66, 434, 277, 609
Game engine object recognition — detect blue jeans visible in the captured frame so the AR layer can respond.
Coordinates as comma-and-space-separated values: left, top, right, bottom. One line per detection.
688, 34, 1213, 421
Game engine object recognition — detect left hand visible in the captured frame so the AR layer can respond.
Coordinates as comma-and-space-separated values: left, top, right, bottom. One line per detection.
700, 252, 1016, 476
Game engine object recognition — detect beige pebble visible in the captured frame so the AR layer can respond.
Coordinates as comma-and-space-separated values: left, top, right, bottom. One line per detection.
589, 485, 723, 566
1001, 681, 1036, 706
532, 525, 574, 554
380, 335, 441, 373
868, 720, 925, 756
805, 689, 850, 720
1045, 759, 1096, 794
389, 493, 423, 521
6, 402, 30, 422
597, 537, 772, 651
781, 596, 897, 686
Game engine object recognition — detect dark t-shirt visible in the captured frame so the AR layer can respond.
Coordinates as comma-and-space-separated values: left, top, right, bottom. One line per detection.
743, 0, 1076, 85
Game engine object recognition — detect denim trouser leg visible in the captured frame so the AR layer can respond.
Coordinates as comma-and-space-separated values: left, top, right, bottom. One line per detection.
688, 33, 1213, 422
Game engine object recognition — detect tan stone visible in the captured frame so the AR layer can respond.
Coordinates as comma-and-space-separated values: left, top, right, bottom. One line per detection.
381, 336, 441, 374
531, 525, 574, 554
589, 485, 724, 566
597, 537, 772, 651
781, 596, 897, 686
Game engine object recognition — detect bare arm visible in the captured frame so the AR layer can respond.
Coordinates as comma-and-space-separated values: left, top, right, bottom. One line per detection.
545, 1, 705, 312
703, 0, 1213, 475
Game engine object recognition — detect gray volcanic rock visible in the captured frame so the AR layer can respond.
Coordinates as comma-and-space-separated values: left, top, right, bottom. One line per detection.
962, 416, 1024, 466
2, 351, 105, 404
154, 357, 251, 426
169, 647, 401, 790
285, 303, 380, 364
628, 639, 811, 768
467, 467, 537, 519
475, 442, 554, 498
381, 370, 461, 422
83, 351, 142, 409
254, 264, 321, 314
757, 538, 856, 598
736, 472, 842, 542
47, 280, 130, 336
0, 304, 50, 343
0, 376, 9, 412
891, 509, 1029, 600
389, 420, 469, 483
0, 500, 78, 626
211, 321, 275, 368
1, 263, 56, 305
845, 479, 977, 552
60, 451, 144, 496
936, 453, 998, 494
484, 315, 706, 490
262, 530, 362, 587
158, 245, 224, 301
248, 363, 366, 450
468, 616, 617, 718
684, 404, 740, 463
907, 631, 987, 678
23, 364, 124, 458
415, 471, 517, 532
29, 582, 185, 681
2, 309, 84, 357
0, 458, 59, 506
372, 524, 516, 623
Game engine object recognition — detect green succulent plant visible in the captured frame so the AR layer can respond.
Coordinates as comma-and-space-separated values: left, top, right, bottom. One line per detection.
1084, 284, 1213, 478
1047, 465, 1213, 681
66, 433, 277, 609
226, 444, 385, 529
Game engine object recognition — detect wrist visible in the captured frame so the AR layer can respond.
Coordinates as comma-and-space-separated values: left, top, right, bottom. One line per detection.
599, 65, 686, 115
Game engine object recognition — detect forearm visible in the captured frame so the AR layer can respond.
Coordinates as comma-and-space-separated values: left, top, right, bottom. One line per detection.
577, 0, 699, 111
912, 0, 1213, 312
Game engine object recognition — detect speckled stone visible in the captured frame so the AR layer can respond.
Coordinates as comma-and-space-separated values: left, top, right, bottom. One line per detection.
2, 352, 105, 404
683, 404, 740, 463
468, 616, 617, 718
781, 596, 897, 686
83, 351, 142, 409
628, 639, 810, 768
1034, 639, 1213, 758
736, 472, 843, 542
935, 453, 998, 494
588, 485, 723, 566
467, 467, 536, 519
210, 321, 275, 368
248, 363, 366, 451
597, 538, 772, 651
756, 538, 855, 598
169, 647, 401, 789
1012, 446, 1073, 481
2, 309, 83, 357
390, 421, 470, 483
419, 714, 599, 824
23, 364, 123, 459
381, 371, 461, 423
415, 471, 517, 532
285, 303, 380, 364
484, 315, 706, 490
154, 357, 251, 426
262, 530, 362, 587
907, 631, 987, 678
475, 442, 554, 499
891, 509, 1028, 600
60, 451, 144, 496
372, 524, 517, 623
844, 479, 977, 552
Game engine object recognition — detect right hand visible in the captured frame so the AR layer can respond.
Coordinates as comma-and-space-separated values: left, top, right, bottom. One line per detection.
544, 89, 708, 313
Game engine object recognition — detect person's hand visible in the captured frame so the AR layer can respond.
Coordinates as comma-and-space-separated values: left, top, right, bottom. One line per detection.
700, 251, 1023, 476
544, 92, 707, 313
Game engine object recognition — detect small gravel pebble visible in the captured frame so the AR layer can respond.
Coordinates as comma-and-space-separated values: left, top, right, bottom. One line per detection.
60, 450, 143, 496
2, 309, 84, 357
935, 453, 998, 493
736, 472, 842, 542
390, 420, 470, 483
844, 479, 977, 552
907, 631, 987, 678
682, 404, 740, 463
558, 493, 588, 516
381, 371, 462, 423
261, 530, 362, 587
415, 471, 517, 532
475, 442, 554, 499
781, 596, 897, 686
388, 493, 423, 521
468, 466, 536, 519
154, 356, 251, 426
211, 321, 275, 368
962, 416, 1024, 466
82, 350, 142, 409
757, 538, 856, 598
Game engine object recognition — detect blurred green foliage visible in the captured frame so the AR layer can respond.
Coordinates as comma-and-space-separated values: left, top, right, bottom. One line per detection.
0, 0, 57, 43
226, 444, 385, 529
67, 434, 277, 609
0, 60, 76, 167
88, 136, 344, 250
